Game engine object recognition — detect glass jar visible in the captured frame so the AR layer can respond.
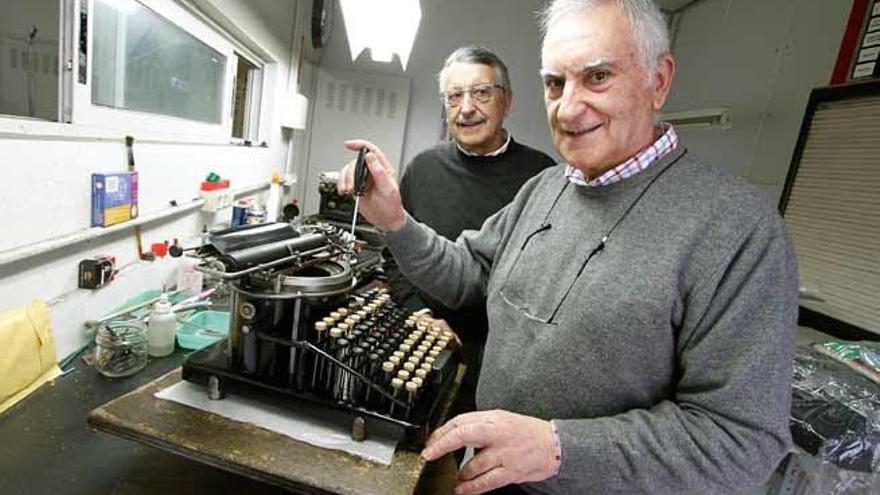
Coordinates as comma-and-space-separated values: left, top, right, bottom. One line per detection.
94, 320, 149, 378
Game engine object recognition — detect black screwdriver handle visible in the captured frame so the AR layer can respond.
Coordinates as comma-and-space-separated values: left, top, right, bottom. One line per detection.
353, 147, 370, 196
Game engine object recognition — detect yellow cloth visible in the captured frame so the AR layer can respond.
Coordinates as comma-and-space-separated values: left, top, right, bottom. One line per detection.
0, 300, 62, 414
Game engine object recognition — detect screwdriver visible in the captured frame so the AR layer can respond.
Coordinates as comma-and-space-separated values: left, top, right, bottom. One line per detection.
351, 147, 370, 238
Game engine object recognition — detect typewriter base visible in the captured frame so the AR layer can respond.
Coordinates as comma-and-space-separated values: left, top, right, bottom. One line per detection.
181, 339, 460, 449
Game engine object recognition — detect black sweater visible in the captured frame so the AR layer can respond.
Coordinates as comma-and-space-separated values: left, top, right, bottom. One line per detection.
388, 137, 555, 343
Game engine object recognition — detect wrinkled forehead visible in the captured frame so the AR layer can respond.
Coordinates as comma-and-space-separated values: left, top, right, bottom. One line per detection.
443, 62, 499, 90
541, 5, 636, 68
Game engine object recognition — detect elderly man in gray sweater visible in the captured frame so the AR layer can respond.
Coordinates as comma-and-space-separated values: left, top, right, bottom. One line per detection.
338, 1, 797, 494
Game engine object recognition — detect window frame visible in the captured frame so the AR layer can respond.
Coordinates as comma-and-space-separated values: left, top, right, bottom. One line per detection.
0, 0, 269, 145
75, 0, 236, 141
230, 51, 264, 144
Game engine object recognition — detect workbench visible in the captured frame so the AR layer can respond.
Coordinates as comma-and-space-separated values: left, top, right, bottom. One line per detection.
0, 350, 459, 495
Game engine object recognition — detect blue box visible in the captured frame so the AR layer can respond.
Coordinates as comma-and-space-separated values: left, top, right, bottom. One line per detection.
91, 172, 139, 227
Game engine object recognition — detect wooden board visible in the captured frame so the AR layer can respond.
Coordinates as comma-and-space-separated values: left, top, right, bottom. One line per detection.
88, 367, 463, 495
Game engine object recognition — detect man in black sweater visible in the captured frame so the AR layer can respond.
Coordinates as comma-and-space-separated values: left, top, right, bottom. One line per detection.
386, 46, 556, 418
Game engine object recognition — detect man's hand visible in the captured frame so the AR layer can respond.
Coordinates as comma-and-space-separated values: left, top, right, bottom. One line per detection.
422, 410, 559, 495
337, 139, 406, 232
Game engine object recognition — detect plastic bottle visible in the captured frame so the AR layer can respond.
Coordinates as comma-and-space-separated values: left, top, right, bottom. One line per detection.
265, 172, 282, 223
148, 293, 177, 357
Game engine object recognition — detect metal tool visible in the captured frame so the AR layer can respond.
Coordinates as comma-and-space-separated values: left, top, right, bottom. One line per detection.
350, 147, 370, 238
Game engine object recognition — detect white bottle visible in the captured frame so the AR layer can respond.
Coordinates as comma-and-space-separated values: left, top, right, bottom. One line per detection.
148, 294, 177, 357
265, 172, 282, 223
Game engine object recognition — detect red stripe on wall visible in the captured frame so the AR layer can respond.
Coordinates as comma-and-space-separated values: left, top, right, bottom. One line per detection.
831, 0, 871, 84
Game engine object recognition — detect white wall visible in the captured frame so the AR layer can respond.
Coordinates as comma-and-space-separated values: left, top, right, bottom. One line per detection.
0, 0, 301, 361
665, 0, 852, 202
316, 0, 558, 173
313, 0, 851, 205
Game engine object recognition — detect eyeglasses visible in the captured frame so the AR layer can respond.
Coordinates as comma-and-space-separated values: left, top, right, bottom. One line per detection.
442, 84, 505, 107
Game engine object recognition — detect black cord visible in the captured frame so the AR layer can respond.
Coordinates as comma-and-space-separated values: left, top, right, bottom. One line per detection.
547, 150, 688, 322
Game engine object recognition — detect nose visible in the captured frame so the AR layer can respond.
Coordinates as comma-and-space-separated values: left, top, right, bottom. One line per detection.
458, 92, 478, 114
554, 80, 585, 123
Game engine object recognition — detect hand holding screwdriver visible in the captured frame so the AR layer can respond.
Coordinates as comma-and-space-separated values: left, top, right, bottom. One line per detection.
337, 139, 406, 232
349, 147, 370, 237
353, 147, 371, 197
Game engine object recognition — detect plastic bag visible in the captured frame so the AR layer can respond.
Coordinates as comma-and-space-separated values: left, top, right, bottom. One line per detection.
790, 345, 880, 473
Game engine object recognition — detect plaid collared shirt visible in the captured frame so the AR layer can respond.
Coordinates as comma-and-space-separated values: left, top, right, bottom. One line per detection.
565, 123, 678, 187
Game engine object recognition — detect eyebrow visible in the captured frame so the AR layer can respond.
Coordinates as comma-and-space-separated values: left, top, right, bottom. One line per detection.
539, 58, 623, 79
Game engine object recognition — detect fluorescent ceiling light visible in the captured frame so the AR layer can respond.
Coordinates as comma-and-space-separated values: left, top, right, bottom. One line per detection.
338, 0, 422, 70
660, 107, 731, 130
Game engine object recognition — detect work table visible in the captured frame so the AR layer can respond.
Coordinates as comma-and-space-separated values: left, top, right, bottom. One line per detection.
0, 349, 457, 495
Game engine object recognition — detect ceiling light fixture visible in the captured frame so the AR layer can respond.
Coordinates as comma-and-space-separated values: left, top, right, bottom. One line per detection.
338, 0, 422, 70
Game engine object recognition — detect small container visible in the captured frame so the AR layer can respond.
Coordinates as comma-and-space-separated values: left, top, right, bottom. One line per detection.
148, 293, 177, 357
231, 199, 251, 227
244, 204, 267, 224
95, 320, 149, 378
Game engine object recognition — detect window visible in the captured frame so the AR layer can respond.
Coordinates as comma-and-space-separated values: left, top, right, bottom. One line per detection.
91, 0, 226, 124
0, 0, 60, 121
1, 0, 269, 143
231, 54, 262, 141
781, 82, 880, 336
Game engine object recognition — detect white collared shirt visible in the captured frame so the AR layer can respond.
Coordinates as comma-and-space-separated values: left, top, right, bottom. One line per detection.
456, 130, 512, 157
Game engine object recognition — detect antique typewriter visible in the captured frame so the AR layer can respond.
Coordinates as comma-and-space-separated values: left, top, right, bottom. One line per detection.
318, 171, 363, 223
180, 222, 459, 448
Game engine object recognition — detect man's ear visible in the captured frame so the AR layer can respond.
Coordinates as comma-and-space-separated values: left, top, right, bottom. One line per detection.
652, 54, 675, 111
503, 89, 513, 117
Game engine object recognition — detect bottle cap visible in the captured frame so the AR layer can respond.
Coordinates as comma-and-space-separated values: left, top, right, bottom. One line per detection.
154, 294, 172, 313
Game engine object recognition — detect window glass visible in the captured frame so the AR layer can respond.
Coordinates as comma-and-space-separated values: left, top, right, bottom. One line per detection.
91, 0, 226, 124
0, 0, 60, 120
232, 56, 257, 139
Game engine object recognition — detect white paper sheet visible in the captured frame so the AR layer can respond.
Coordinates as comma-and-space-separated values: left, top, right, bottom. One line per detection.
154, 381, 397, 465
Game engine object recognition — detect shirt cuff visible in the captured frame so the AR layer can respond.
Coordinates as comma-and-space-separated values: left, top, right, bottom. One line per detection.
550, 419, 562, 476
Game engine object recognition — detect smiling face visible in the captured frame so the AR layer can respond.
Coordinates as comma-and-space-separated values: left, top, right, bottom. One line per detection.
541, 2, 674, 179
443, 62, 512, 155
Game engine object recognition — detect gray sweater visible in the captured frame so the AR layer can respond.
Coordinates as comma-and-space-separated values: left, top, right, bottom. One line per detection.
384, 146, 798, 494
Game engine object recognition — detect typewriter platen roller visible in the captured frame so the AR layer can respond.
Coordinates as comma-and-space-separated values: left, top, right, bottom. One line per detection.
181, 221, 460, 448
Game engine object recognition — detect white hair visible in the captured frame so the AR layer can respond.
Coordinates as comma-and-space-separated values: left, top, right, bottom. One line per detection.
437, 45, 511, 94
539, 0, 670, 82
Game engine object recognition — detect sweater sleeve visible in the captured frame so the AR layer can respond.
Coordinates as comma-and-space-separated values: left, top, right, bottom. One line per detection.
382, 203, 515, 310
382, 161, 422, 307
535, 212, 798, 494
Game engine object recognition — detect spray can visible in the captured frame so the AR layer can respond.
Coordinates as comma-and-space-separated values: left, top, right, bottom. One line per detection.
231, 199, 250, 227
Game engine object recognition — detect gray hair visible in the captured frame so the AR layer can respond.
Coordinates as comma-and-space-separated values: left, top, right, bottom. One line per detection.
539, 0, 669, 81
437, 45, 512, 94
